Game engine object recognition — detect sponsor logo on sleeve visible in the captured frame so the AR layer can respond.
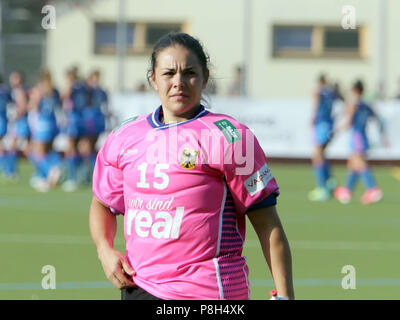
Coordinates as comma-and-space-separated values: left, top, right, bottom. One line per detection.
244, 163, 274, 196
214, 119, 242, 144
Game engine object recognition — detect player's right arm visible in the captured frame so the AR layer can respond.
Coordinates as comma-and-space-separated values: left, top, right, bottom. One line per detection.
89, 196, 136, 289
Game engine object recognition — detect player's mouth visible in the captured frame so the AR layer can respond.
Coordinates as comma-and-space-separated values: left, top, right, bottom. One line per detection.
170, 93, 189, 101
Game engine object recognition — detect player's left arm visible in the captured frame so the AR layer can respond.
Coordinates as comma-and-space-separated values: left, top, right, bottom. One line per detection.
27, 87, 41, 112
370, 107, 389, 147
335, 98, 356, 134
247, 205, 295, 300
102, 90, 109, 114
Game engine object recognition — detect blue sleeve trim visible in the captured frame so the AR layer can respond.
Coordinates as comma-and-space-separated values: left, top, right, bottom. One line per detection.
247, 193, 277, 212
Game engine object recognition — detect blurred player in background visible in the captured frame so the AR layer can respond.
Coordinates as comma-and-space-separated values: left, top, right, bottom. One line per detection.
333, 82, 344, 102
308, 74, 339, 201
89, 32, 294, 300
0, 74, 13, 178
5, 71, 30, 181
61, 67, 86, 192
228, 65, 244, 96
334, 80, 385, 205
28, 68, 62, 192
78, 70, 107, 185
391, 77, 400, 181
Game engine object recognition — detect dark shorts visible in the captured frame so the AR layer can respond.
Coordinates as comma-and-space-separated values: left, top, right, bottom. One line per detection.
65, 111, 84, 139
121, 286, 162, 300
82, 108, 105, 137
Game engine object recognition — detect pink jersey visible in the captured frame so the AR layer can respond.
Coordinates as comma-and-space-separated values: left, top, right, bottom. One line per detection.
93, 105, 280, 300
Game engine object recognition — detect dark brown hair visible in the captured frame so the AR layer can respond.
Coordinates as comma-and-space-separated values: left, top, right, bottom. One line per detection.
146, 32, 210, 85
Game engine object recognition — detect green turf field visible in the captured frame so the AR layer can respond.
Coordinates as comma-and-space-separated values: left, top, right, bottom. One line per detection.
1, 160, 399, 300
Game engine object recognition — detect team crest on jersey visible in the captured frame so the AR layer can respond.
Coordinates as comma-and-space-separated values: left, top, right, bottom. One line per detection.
179, 148, 199, 170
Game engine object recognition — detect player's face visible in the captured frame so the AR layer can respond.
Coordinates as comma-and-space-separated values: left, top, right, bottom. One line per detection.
9, 72, 21, 88
351, 87, 361, 98
151, 45, 209, 123
88, 73, 99, 87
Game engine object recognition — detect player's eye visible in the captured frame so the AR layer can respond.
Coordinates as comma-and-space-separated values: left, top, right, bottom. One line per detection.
184, 70, 196, 76
163, 71, 175, 76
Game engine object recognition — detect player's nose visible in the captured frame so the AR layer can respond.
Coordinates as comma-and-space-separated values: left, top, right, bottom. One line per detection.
172, 72, 185, 88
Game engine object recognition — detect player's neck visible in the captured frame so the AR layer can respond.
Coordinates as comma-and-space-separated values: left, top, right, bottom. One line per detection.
161, 105, 201, 124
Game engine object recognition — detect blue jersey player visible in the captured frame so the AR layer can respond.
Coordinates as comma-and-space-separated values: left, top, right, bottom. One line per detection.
5, 72, 30, 180
334, 80, 385, 205
308, 74, 340, 201
0, 75, 12, 178
28, 69, 62, 192
78, 70, 107, 185
61, 68, 88, 191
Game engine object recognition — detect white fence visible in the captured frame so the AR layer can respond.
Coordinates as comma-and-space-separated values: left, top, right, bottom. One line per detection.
107, 93, 400, 160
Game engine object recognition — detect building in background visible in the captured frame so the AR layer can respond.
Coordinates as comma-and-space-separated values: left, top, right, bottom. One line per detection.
1, 0, 399, 99
0, 0, 47, 87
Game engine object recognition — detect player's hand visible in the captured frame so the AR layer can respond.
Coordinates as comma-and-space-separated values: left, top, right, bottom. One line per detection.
98, 246, 136, 289
269, 289, 289, 300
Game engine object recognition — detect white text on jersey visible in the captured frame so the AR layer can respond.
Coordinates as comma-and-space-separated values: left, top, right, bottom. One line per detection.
126, 207, 184, 239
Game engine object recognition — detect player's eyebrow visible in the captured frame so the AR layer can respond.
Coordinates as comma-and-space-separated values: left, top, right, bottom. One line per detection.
161, 66, 196, 71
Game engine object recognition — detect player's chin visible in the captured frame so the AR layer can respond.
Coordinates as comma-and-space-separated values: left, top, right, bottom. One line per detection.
169, 100, 197, 113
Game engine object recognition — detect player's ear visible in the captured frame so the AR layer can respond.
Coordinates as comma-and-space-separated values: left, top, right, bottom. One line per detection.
150, 71, 158, 91
202, 69, 210, 89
